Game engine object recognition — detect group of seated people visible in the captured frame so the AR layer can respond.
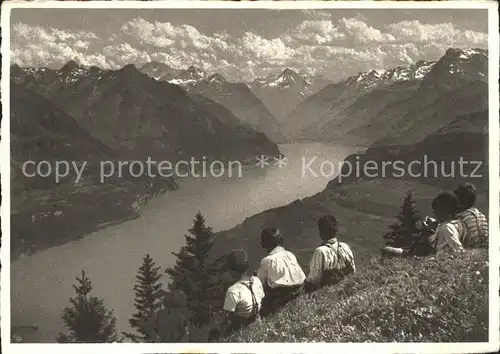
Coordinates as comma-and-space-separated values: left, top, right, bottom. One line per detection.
141, 183, 488, 342
220, 183, 488, 338
217, 214, 356, 338
382, 183, 488, 257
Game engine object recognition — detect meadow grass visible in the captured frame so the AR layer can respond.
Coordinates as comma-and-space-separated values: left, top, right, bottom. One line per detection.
223, 249, 489, 342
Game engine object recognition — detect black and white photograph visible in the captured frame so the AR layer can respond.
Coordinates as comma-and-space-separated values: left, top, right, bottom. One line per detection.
1, 0, 499, 352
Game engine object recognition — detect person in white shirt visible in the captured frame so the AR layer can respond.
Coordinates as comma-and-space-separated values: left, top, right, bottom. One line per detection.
221, 249, 265, 335
257, 228, 306, 316
427, 192, 465, 255
305, 215, 356, 292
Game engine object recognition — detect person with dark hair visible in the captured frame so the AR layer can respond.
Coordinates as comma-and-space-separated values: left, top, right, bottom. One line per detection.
304, 215, 355, 292
453, 183, 488, 248
257, 228, 305, 316
427, 192, 465, 254
221, 249, 264, 334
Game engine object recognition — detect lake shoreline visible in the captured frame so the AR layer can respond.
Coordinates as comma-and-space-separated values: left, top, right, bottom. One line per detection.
10, 143, 356, 342
10, 153, 282, 262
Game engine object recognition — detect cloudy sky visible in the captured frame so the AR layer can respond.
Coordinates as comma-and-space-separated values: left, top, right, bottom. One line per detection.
10, 8, 488, 82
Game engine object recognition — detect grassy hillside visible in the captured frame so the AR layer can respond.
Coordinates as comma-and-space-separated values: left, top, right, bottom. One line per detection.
223, 249, 489, 343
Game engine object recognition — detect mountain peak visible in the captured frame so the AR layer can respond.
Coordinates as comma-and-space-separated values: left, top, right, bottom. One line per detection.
187, 65, 204, 74
114, 64, 145, 80
421, 47, 487, 86
281, 68, 297, 76
345, 70, 382, 88
140, 61, 178, 81
443, 47, 487, 61
60, 60, 80, 72
141, 61, 165, 70
256, 68, 307, 89
57, 60, 88, 83
121, 63, 137, 71
207, 73, 227, 85
166, 65, 208, 88
179, 65, 207, 80
367, 70, 381, 78
89, 65, 103, 74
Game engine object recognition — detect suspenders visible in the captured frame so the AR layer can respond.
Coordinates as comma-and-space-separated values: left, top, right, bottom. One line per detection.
240, 277, 259, 319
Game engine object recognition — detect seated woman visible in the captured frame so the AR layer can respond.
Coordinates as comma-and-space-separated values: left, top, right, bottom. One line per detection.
220, 249, 265, 335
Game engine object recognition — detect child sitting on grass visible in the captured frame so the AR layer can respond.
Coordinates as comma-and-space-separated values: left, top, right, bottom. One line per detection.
427, 192, 465, 255
208, 249, 264, 341
453, 183, 489, 248
382, 192, 465, 257
304, 215, 356, 293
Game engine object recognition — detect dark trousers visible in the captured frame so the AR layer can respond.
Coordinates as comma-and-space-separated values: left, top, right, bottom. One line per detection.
260, 284, 302, 317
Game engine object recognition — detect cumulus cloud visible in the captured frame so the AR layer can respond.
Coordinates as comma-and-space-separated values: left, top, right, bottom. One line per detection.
239, 32, 294, 61
338, 17, 395, 44
300, 9, 333, 21
11, 23, 106, 68
10, 15, 488, 82
122, 18, 235, 54
385, 20, 487, 46
288, 20, 346, 45
102, 43, 152, 68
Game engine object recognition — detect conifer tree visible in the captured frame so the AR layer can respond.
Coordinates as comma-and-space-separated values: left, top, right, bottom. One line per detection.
57, 270, 118, 343
383, 191, 422, 250
165, 212, 216, 327
206, 253, 233, 313
123, 253, 165, 342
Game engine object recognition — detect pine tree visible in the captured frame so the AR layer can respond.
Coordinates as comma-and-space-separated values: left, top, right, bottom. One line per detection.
383, 191, 422, 250
165, 212, 216, 327
56, 270, 118, 343
205, 254, 233, 313
123, 254, 165, 342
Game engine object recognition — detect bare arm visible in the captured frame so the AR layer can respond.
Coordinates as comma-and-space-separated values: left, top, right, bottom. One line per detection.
441, 223, 465, 254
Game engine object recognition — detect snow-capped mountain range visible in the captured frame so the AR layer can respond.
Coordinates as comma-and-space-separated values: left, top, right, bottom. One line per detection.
11, 47, 487, 146
14, 46, 486, 94
166, 65, 208, 87
252, 68, 309, 90
344, 60, 436, 91
11, 61, 281, 165
284, 47, 488, 145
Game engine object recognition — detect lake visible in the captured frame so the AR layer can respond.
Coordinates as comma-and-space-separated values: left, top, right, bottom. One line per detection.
10, 142, 356, 342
